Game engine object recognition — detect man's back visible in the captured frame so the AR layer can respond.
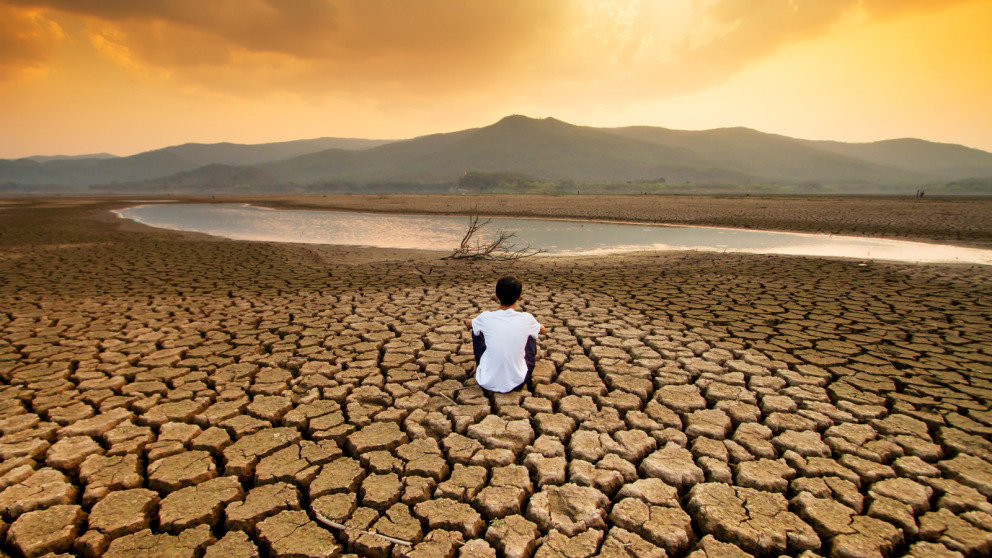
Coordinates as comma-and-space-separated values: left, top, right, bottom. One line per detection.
471, 308, 541, 392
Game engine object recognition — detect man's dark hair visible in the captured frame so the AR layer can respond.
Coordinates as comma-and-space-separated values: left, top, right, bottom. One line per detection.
495, 275, 523, 306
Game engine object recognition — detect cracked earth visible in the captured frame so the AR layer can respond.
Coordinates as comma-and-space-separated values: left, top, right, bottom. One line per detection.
0, 198, 991, 558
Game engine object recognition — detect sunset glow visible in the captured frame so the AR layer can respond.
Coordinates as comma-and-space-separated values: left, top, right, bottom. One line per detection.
1, 0, 990, 158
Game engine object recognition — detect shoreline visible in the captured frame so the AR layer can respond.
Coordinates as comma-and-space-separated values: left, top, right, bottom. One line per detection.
226, 193, 992, 250
115, 200, 992, 265
6, 193, 992, 251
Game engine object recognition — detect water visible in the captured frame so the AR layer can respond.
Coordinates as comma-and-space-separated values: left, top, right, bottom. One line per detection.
114, 203, 992, 265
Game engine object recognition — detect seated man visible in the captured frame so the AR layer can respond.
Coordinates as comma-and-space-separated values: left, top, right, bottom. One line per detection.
465, 275, 545, 393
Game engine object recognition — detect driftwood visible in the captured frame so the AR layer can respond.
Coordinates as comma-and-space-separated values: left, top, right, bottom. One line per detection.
314, 511, 412, 547
445, 215, 545, 261
435, 390, 458, 406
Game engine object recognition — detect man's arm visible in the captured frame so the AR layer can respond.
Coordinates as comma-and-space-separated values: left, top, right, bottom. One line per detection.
465, 319, 473, 331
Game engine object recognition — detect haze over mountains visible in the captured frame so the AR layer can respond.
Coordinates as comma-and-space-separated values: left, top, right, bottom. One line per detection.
3, 116, 991, 195
0, 137, 390, 188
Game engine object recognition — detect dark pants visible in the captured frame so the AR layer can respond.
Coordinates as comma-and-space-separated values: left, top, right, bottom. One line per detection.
472, 332, 537, 392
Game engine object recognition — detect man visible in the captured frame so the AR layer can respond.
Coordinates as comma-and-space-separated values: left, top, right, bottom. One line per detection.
465, 275, 545, 393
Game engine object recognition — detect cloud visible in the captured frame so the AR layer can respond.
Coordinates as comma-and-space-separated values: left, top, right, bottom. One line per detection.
0, 0, 583, 100
0, 4, 64, 82
860, 0, 971, 20
566, 0, 980, 100
679, 0, 974, 76
0, 0, 979, 101
4, 1, 576, 64
657, 0, 860, 92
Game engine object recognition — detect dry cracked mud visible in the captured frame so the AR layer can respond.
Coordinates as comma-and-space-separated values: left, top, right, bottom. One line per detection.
0, 197, 991, 558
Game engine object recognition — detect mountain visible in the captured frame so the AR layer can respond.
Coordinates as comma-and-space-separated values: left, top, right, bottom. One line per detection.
100, 164, 278, 193
0, 137, 392, 187
23, 153, 117, 162
604, 126, 928, 186
798, 138, 992, 181
260, 115, 753, 185
3, 115, 992, 194
146, 137, 391, 169
261, 116, 987, 190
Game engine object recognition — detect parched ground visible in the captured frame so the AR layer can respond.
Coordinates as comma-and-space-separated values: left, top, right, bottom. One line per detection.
0, 197, 991, 558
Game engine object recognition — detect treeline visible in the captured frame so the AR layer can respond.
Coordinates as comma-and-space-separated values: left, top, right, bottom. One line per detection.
456, 172, 674, 193
456, 172, 551, 191
306, 181, 450, 193
937, 176, 992, 194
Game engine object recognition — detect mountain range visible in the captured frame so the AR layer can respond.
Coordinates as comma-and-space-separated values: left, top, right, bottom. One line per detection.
3, 115, 991, 195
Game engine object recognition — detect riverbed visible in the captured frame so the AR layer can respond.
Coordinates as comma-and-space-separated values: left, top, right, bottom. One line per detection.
115, 202, 992, 264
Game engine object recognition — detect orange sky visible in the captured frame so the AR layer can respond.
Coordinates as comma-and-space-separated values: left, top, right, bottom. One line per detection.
1, 0, 990, 158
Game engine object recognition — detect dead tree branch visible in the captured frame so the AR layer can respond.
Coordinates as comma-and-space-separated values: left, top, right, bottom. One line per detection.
314, 511, 412, 547
445, 214, 545, 261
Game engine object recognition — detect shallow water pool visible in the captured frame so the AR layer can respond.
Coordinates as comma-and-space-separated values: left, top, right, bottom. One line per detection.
114, 203, 992, 265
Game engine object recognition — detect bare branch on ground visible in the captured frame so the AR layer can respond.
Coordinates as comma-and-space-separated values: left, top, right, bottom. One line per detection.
445, 214, 545, 261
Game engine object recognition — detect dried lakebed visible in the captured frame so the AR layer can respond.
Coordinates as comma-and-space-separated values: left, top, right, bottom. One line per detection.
115, 203, 992, 264
0, 201, 991, 558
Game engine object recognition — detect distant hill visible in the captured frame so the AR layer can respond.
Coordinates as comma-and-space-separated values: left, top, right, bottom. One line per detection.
259, 116, 992, 191
23, 153, 117, 162
935, 175, 992, 194
3, 116, 992, 194
798, 138, 992, 181
604, 126, 927, 186
260, 115, 752, 184
0, 137, 392, 187
100, 164, 278, 193
147, 137, 392, 169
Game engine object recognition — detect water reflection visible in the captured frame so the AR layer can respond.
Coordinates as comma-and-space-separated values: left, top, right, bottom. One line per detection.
114, 203, 992, 265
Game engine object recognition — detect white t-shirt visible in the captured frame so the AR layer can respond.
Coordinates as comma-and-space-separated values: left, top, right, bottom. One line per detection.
472, 308, 542, 393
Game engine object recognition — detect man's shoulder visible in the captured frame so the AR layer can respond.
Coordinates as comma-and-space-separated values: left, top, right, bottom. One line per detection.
513, 312, 541, 331
474, 310, 497, 321
504, 310, 537, 321
476, 309, 539, 324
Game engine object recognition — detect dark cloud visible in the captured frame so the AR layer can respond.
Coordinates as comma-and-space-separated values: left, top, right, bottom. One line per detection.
0, 0, 978, 99
4, 0, 575, 62
0, 0, 580, 100
4, 0, 339, 57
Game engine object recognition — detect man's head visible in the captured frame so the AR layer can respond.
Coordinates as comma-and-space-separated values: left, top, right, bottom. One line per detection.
495, 275, 523, 307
